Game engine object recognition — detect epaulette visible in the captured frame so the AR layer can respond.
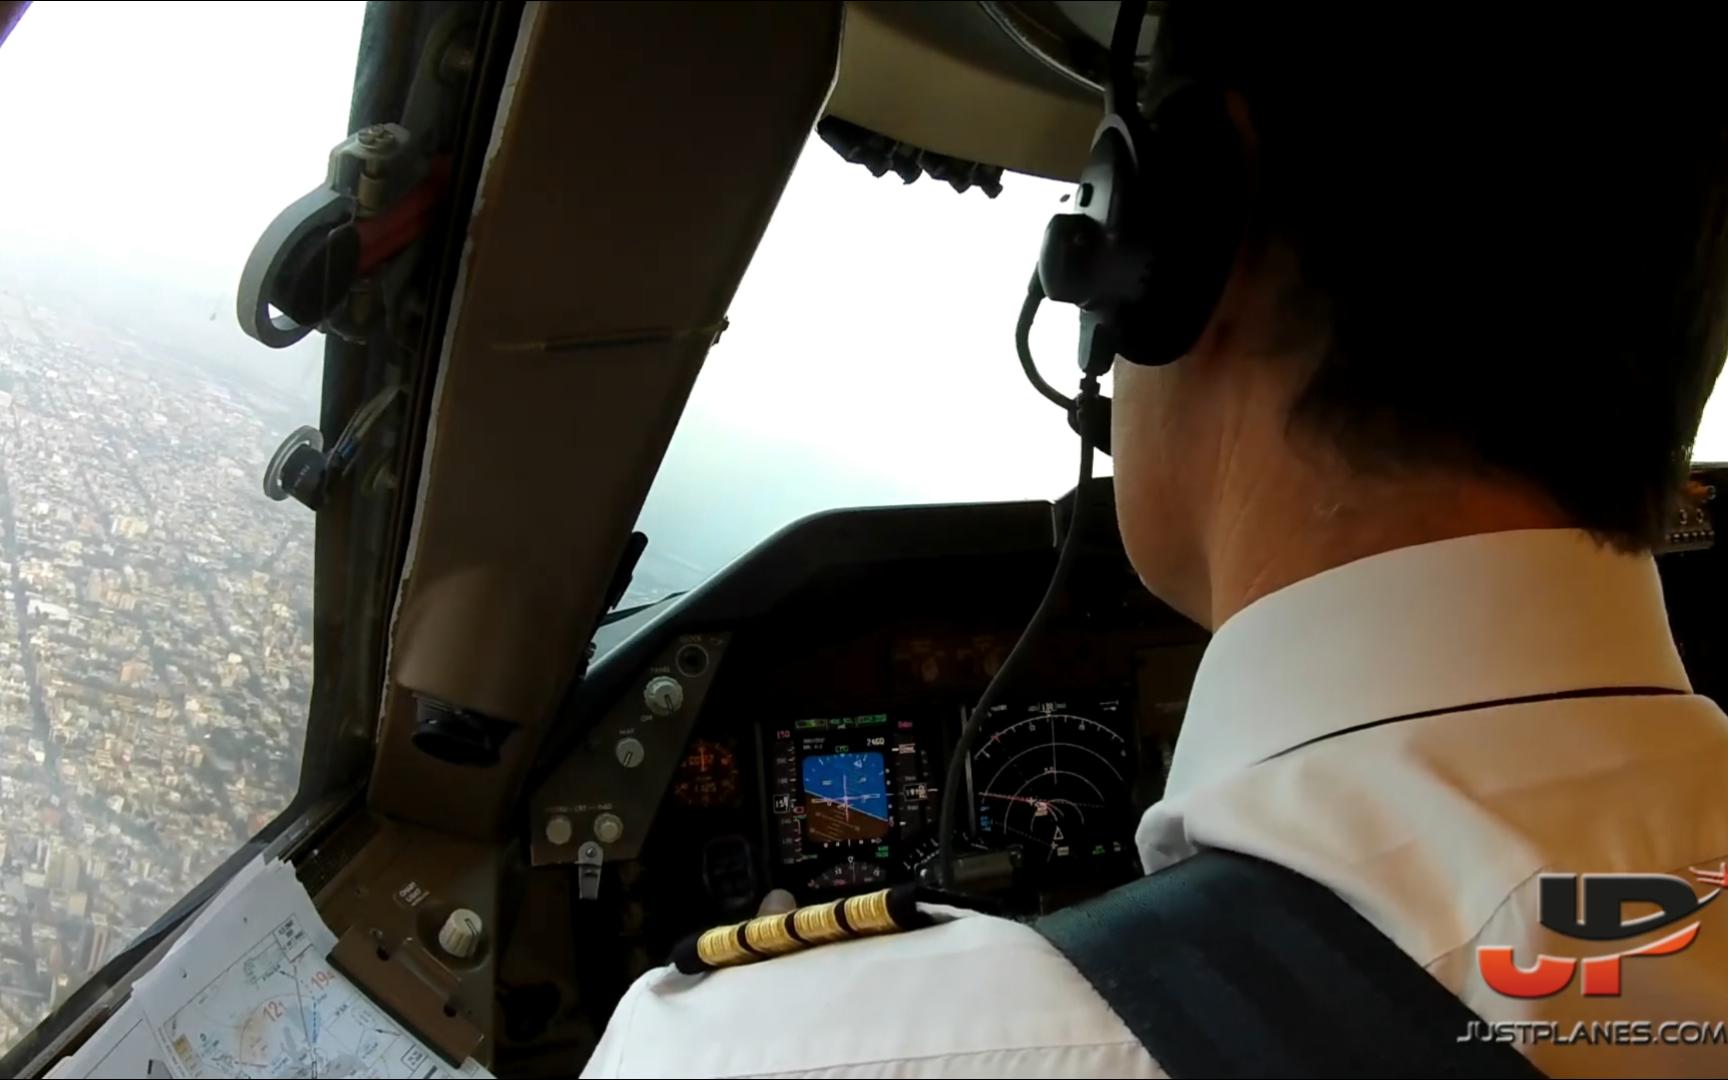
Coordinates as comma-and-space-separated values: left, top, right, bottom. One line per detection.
671, 884, 932, 974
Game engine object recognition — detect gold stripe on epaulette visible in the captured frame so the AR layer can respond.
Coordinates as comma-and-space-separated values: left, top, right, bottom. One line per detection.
843, 889, 896, 934
743, 912, 803, 957
695, 922, 754, 968
792, 899, 851, 945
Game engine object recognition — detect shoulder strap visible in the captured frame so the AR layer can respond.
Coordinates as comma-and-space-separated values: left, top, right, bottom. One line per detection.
1035, 850, 1543, 1078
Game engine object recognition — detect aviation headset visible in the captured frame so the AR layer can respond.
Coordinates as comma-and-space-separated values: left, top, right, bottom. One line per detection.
1033, 0, 1245, 410
936, 0, 1245, 888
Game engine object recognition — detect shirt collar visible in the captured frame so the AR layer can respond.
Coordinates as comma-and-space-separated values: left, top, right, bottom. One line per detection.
1163, 528, 1691, 798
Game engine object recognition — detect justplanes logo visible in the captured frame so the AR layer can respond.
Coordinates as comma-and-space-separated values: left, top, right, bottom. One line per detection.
1477, 864, 1723, 998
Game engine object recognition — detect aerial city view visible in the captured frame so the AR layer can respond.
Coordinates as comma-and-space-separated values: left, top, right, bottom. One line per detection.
0, 285, 315, 1053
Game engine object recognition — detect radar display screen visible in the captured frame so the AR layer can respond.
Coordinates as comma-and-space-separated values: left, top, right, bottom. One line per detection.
969, 697, 1137, 874
768, 712, 936, 890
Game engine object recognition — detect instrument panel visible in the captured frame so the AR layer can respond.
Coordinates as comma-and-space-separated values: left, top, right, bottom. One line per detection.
531, 493, 1209, 988
760, 695, 1140, 899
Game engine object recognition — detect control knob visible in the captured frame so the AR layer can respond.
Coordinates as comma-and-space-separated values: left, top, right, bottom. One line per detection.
643, 675, 684, 716
438, 908, 483, 960
615, 736, 645, 768
544, 814, 574, 846
594, 812, 625, 845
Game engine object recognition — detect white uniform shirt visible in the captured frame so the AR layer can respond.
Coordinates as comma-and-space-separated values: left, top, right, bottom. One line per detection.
582, 529, 1728, 1078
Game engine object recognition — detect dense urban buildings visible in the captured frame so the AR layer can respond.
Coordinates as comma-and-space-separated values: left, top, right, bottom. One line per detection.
0, 290, 313, 1052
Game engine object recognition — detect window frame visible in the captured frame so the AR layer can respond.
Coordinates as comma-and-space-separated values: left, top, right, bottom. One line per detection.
0, 2, 522, 1072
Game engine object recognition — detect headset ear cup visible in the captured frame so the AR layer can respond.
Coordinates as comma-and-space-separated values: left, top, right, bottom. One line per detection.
1037, 111, 1156, 378
1037, 84, 1244, 373
1116, 86, 1245, 368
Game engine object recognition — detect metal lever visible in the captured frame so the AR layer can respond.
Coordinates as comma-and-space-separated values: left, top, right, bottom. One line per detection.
237, 123, 417, 348
576, 841, 604, 901
261, 384, 403, 512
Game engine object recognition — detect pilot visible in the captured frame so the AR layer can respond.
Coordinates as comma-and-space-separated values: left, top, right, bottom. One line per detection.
583, 5, 1728, 1078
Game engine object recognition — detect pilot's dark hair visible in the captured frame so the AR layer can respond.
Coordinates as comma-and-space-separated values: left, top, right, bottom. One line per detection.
1155, 5, 1728, 549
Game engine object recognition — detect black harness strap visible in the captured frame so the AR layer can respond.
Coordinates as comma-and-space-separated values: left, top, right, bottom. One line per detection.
1036, 851, 1544, 1078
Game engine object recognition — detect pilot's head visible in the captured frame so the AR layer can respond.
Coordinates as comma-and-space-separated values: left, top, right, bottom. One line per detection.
1111, 5, 1728, 628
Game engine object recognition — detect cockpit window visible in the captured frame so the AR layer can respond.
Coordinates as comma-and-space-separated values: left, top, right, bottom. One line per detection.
0, 1, 363, 1054
625, 143, 1094, 608
631, 139, 1728, 610
1699, 385, 1728, 461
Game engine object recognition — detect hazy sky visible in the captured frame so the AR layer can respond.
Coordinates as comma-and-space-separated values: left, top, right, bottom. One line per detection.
633, 146, 1101, 578
0, 1, 366, 407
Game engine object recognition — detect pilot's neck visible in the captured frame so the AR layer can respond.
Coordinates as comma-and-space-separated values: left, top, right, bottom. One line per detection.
1199, 454, 1576, 631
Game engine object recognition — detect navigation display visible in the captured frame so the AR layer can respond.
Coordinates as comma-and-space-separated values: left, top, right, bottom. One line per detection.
969, 696, 1137, 876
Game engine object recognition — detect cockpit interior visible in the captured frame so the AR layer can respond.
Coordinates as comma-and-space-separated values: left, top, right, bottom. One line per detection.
1, 2, 1725, 1076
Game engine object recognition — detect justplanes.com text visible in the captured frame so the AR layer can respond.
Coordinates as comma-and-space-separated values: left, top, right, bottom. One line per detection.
1459, 1019, 1728, 1046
